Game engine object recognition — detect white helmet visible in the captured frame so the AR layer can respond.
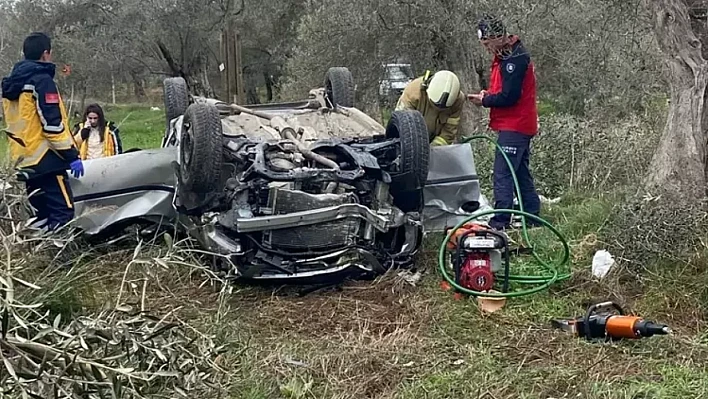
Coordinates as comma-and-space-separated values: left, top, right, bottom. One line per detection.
425, 70, 460, 108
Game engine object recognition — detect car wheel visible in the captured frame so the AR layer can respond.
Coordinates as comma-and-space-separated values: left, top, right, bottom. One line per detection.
163, 77, 190, 126
324, 67, 355, 108
179, 103, 223, 193
385, 110, 430, 213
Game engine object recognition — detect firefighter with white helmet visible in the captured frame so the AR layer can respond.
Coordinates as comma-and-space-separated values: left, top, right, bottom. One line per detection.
395, 69, 466, 146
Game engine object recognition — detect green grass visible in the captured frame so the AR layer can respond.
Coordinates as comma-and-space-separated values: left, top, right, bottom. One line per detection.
5, 103, 708, 398
0, 103, 166, 157
198, 191, 707, 398
101, 103, 166, 150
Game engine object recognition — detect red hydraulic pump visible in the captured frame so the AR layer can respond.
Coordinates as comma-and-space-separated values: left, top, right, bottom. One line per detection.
444, 222, 511, 294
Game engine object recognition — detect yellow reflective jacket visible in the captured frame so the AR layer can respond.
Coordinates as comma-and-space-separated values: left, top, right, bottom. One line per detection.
395, 76, 466, 146
73, 122, 122, 160
1, 60, 79, 178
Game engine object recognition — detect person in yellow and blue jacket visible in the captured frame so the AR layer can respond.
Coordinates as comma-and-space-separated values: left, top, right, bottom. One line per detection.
1, 32, 84, 231
72, 103, 122, 160
395, 70, 466, 147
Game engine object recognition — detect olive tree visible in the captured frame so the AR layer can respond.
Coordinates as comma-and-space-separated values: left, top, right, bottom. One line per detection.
641, 0, 708, 201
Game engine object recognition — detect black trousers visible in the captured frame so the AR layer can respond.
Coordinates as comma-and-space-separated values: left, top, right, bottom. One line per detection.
490, 130, 541, 228
25, 171, 75, 230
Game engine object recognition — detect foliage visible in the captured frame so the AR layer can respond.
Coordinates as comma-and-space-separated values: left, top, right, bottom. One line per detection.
0, 0, 667, 120
0, 169, 231, 398
279, 0, 664, 120
468, 109, 664, 199
0, 0, 705, 394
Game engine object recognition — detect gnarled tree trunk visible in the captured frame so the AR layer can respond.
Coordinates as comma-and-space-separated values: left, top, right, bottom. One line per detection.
157, 40, 215, 98
608, 0, 708, 265
643, 0, 708, 202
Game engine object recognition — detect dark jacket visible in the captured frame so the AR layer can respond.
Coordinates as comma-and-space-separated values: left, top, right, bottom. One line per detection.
1, 60, 79, 179
482, 36, 539, 136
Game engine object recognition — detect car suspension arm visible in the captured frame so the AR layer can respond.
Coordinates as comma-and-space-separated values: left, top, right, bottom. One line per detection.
229, 104, 340, 170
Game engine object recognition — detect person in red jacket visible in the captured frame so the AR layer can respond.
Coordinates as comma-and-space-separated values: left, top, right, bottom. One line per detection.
469, 14, 541, 230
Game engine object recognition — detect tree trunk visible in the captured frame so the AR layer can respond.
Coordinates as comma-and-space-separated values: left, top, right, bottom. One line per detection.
130, 70, 146, 100
111, 73, 116, 104
157, 40, 214, 98
80, 84, 87, 115
247, 86, 260, 104
643, 0, 708, 202
188, 65, 215, 98
264, 71, 274, 102
220, 24, 246, 104
454, 44, 483, 138
430, 30, 451, 71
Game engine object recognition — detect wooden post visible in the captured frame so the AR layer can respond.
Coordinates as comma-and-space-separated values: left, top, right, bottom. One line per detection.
111, 72, 116, 104
220, 22, 246, 104
220, 28, 230, 101
234, 30, 245, 104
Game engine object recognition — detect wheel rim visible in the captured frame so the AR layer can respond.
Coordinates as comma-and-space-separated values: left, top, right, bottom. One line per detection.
325, 80, 334, 105
386, 124, 403, 174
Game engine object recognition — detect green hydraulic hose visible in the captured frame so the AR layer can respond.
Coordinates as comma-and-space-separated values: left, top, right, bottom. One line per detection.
436, 135, 572, 298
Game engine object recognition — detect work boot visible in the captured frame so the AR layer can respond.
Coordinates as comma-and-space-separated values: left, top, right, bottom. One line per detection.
488, 219, 510, 231
511, 217, 543, 229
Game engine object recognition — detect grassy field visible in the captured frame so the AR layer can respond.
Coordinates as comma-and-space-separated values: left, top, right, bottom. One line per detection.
68, 187, 708, 399
0, 103, 166, 156
4, 104, 708, 398
101, 103, 167, 150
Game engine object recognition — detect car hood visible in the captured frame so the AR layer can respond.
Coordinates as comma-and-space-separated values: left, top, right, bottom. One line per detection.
69, 147, 178, 235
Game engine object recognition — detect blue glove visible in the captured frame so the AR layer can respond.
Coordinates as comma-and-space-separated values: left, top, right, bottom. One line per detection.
69, 159, 84, 179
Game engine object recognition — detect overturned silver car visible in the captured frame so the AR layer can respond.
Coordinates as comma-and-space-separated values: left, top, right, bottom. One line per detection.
69, 67, 484, 283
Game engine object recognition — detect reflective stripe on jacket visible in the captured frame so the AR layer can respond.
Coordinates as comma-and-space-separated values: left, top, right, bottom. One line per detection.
395, 76, 465, 145
1, 60, 79, 178
73, 122, 122, 160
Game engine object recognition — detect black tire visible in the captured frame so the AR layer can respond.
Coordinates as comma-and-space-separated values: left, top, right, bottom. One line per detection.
179, 103, 223, 194
385, 110, 430, 213
324, 67, 355, 108
163, 77, 190, 124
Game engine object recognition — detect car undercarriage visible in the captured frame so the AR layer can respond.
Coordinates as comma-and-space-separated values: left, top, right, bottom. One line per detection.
66, 66, 486, 285
164, 67, 430, 282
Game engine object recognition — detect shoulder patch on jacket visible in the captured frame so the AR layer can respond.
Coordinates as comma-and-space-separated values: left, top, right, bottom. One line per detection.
45, 92, 60, 104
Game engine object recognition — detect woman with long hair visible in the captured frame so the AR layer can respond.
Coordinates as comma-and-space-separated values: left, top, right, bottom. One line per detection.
72, 103, 123, 160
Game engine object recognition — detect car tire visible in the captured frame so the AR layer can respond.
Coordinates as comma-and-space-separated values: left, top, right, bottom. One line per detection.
324, 67, 355, 108
179, 103, 222, 193
385, 110, 430, 213
163, 77, 190, 125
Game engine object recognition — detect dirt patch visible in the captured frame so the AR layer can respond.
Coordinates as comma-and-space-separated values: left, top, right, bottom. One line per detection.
230, 273, 431, 339
217, 273, 440, 398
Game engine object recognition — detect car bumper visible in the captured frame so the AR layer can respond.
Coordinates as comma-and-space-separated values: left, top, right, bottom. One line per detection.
184, 209, 422, 282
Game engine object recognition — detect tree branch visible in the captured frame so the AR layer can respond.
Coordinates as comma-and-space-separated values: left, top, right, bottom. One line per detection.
156, 40, 180, 76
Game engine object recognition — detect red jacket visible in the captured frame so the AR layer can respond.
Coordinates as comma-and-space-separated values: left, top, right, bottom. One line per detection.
482, 36, 538, 136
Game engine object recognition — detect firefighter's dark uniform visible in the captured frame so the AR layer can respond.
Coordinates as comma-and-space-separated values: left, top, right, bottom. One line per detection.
1, 60, 80, 230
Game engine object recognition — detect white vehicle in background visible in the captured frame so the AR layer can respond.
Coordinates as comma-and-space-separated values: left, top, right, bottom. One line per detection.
378, 63, 414, 102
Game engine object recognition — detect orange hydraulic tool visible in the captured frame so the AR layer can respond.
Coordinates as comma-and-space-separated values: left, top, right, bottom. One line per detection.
551, 301, 671, 342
